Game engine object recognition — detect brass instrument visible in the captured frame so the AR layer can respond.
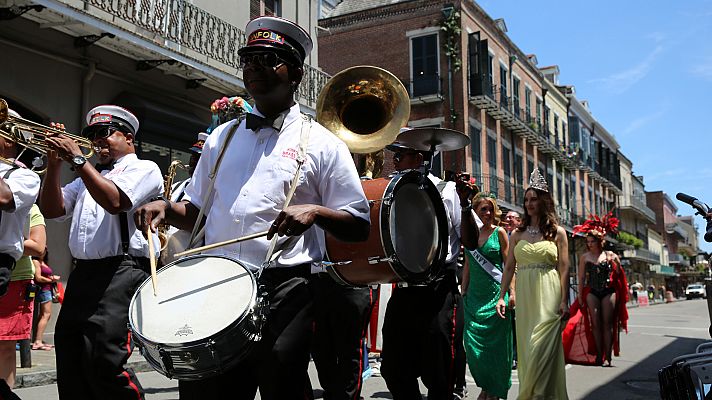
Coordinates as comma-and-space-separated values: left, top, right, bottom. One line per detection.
0, 98, 95, 174
158, 160, 188, 251
317, 66, 410, 155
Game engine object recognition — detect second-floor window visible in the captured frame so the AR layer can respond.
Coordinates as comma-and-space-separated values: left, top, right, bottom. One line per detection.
525, 87, 531, 121
411, 34, 439, 97
499, 64, 508, 106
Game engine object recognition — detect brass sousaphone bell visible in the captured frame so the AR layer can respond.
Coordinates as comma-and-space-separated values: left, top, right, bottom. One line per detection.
317, 66, 410, 154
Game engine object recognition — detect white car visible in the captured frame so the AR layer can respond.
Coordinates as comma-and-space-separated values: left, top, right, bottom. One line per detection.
685, 283, 707, 300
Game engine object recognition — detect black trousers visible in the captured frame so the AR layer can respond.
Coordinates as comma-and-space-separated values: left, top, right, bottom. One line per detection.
381, 269, 464, 400
55, 256, 149, 400
312, 276, 374, 400
179, 265, 315, 400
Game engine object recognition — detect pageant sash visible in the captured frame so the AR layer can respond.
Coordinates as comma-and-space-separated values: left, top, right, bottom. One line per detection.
467, 248, 502, 284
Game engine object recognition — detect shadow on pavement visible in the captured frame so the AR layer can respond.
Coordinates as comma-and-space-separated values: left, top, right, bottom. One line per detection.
583, 336, 708, 400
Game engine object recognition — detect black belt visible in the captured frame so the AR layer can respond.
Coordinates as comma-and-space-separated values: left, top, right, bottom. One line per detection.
0, 253, 15, 269
75, 255, 151, 270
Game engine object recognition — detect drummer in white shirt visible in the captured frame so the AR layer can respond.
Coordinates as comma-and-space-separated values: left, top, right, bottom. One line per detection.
135, 16, 370, 400
41, 105, 163, 400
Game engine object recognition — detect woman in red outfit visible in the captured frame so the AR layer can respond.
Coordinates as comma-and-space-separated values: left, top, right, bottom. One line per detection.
567, 212, 628, 366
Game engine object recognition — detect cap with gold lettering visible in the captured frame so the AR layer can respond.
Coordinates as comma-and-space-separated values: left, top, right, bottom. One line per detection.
238, 16, 313, 66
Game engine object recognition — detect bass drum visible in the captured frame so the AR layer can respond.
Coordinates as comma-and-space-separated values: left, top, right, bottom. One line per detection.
325, 170, 448, 286
128, 255, 267, 380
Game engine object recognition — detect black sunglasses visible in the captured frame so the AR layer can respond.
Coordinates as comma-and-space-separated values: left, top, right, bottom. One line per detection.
84, 126, 116, 141
238, 52, 290, 69
393, 151, 418, 162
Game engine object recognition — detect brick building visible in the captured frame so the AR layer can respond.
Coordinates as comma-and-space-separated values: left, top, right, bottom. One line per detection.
319, 0, 623, 235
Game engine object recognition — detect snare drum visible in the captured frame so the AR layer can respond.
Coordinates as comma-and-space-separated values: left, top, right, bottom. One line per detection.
128, 255, 267, 380
325, 170, 448, 286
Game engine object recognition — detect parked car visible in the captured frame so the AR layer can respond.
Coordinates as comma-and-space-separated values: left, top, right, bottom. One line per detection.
685, 283, 707, 300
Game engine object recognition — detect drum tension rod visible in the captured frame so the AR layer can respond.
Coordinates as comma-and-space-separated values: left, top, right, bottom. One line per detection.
368, 255, 396, 265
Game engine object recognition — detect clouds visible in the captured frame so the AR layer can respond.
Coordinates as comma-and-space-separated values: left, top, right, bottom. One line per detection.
621, 104, 669, 136
588, 45, 664, 94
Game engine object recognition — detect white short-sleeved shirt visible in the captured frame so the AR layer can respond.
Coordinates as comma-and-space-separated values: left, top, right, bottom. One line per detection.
54, 153, 163, 260
428, 174, 462, 264
183, 103, 370, 271
0, 164, 40, 260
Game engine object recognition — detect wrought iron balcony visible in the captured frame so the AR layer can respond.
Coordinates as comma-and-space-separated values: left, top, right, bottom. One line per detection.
619, 195, 656, 223
471, 173, 525, 208
668, 253, 690, 267
34, 0, 330, 110
623, 247, 660, 264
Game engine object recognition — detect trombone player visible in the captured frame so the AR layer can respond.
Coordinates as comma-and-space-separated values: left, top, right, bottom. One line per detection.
40, 105, 163, 399
0, 106, 40, 390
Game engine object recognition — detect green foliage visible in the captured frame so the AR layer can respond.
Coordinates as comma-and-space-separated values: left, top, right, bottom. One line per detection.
440, 10, 462, 72
617, 231, 643, 248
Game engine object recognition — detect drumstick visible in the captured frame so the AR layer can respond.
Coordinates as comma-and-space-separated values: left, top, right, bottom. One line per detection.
146, 227, 158, 296
174, 230, 270, 258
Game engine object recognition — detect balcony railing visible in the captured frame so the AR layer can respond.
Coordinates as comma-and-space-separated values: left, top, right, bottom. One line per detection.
471, 173, 525, 207
621, 195, 656, 222
50, 0, 330, 109
623, 247, 660, 264
668, 253, 690, 267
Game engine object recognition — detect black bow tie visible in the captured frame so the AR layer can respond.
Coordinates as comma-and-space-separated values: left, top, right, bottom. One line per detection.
245, 113, 285, 132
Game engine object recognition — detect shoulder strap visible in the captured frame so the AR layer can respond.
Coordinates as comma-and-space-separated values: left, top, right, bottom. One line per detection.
188, 119, 242, 247
261, 114, 312, 271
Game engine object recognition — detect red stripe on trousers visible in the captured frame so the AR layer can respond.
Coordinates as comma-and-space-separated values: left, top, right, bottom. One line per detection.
122, 371, 142, 400
448, 301, 457, 393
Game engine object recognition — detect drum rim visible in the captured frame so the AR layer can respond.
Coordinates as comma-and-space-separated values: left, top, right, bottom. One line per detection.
380, 170, 448, 283
128, 254, 258, 347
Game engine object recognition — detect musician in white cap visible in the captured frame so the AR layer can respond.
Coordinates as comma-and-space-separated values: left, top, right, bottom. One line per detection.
134, 16, 369, 400
41, 105, 163, 400
0, 107, 41, 390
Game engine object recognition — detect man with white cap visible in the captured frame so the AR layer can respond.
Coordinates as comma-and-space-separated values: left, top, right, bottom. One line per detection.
0, 107, 40, 390
379, 134, 469, 400
41, 105, 163, 399
134, 16, 369, 400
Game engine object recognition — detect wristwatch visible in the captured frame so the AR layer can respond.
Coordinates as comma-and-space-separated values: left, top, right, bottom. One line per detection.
70, 155, 86, 169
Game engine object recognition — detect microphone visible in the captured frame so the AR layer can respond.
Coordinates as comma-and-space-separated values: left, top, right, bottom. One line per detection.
676, 192, 709, 216
677, 193, 712, 242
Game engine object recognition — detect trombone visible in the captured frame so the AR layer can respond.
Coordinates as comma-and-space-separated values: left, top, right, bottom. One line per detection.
0, 98, 95, 174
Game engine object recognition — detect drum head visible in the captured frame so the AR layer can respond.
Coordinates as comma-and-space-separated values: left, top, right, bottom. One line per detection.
129, 255, 255, 345
384, 171, 447, 279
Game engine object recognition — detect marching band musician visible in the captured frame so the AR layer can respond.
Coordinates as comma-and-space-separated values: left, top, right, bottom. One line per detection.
379, 138, 467, 400
169, 132, 207, 203
40, 105, 163, 400
0, 108, 41, 390
134, 16, 370, 400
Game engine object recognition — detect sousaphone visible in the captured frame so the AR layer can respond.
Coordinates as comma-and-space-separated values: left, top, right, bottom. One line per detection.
317, 66, 410, 154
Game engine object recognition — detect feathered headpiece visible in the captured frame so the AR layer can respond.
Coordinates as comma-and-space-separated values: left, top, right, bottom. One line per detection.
528, 168, 549, 192
573, 211, 620, 238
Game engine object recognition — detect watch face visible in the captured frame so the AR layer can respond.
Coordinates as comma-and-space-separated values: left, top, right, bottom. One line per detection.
72, 156, 85, 166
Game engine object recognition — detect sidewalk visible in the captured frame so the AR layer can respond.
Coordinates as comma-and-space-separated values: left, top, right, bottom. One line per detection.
15, 348, 151, 389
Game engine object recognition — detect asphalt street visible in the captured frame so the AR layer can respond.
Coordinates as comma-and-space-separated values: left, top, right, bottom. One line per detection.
14, 298, 710, 399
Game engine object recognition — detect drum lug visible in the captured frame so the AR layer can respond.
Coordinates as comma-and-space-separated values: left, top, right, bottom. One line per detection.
382, 193, 394, 207
368, 255, 396, 265
157, 347, 174, 379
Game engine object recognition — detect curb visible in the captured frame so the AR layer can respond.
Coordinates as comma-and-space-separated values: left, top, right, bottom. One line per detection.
15, 359, 154, 389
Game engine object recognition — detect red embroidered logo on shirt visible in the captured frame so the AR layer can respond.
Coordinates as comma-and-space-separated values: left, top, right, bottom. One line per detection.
282, 148, 298, 160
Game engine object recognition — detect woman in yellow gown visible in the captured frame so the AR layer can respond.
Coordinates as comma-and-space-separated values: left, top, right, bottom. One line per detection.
495, 169, 570, 399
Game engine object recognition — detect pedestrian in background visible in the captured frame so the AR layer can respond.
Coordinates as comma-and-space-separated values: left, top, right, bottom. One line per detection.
32, 249, 58, 350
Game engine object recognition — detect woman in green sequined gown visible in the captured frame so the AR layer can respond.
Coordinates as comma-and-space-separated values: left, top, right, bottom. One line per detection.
495, 182, 570, 400
462, 194, 512, 400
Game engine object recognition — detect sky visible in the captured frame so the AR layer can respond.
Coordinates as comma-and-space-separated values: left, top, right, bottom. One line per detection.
476, 0, 712, 254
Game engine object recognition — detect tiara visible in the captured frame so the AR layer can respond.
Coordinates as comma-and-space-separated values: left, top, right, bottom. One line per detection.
528, 168, 549, 192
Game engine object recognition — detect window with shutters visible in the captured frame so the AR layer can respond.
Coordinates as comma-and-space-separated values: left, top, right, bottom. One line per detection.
487, 135, 498, 195
411, 34, 439, 97
499, 64, 508, 107
524, 87, 531, 122
502, 144, 512, 202
470, 124, 481, 175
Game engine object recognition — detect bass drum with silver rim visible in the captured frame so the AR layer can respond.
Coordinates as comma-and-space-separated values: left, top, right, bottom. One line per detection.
128, 255, 267, 380
324, 170, 448, 286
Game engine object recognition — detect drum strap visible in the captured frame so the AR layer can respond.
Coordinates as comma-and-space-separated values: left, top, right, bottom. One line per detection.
188, 120, 242, 248
466, 248, 502, 284
260, 114, 312, 275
